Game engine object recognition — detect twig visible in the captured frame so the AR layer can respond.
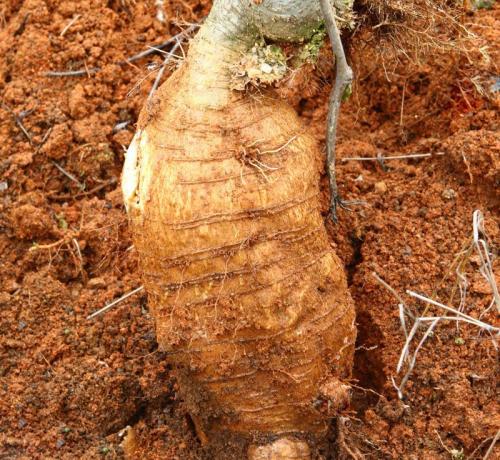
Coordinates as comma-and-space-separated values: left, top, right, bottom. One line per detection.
49, 177, 117, 201
342, 152, 445, 162
38, 126, 53, 148
86, 286, 145, 320
473, 210, 500, 313
147, 39, 183, 100
29, 237, 67, 252
399, 80, 407, 128
349, 382, 384, 399
396, 318, 440, 398
372, 272, 412, 317
45, 67, 101, 77
467, 436, 495, 460
127, 24, 198, 63
390, 292, 499, 400
71, 238, 84, 277
83, 60, 93, 78
406, 291, 499, 334
483, 430, 499, 460
52, 161, 85, 189
0, 103, 33, 145
320, 0, 354, 222
45, 24, 199, 78
436, 430, 464, 459
60, 14, 81, 37
39, 352, 56, 374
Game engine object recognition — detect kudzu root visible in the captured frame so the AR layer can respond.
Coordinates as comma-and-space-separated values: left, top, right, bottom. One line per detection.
123, 1, 356, 458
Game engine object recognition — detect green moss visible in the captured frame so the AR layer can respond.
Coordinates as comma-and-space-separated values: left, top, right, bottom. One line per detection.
294, 24, 327, 66
342, 84, 353, 102
472, 0, 495, 9
230, 39, 288, 90
56, 214, 68, 230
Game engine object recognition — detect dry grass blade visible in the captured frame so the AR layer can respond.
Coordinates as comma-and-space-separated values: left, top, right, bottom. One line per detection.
0, 103, 33, 145
45, 67, 100, 77
127, 24, 198, 64
406, 291, 499, 335
342, 152, 435, 162
482, 429, 500, 460
473, 210, 500, 313
148, 39, 183, 100
356, 0, 477, 61
60, 14, 81, 37
86, 286, 145, 320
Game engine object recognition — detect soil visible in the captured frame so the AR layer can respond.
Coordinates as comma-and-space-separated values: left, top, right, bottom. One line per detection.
0, 1, 498, 459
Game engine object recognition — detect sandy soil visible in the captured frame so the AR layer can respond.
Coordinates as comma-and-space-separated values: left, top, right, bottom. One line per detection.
0, 1, 498, 459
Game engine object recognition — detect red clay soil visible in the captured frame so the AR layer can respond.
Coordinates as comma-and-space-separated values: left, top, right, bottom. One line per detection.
0, 1, 498, 459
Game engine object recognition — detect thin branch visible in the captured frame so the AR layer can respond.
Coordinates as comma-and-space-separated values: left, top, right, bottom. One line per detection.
127, 24, 197, 63
45, 67, 101, 77
52, 161, 85, 189
45, 24, 199, 78
473, 210, 500, 313
320, 0, 354, 222
60, 14, 81, 37
483, 429, 500, 460
372, 272, 412, 317
0, 103, 33, 145
86, 286, 145, 320
342, 152, 446, 162
49, 177, 117, 201
397, 318, 440, 398
147, 39, 183, 100
406, 291, 499, 333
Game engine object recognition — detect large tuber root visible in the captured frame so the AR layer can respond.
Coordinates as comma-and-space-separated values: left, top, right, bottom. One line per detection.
123, 1, 356, 457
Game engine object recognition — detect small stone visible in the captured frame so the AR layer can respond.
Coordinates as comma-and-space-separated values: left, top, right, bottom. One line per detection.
374, 181, 388, 194
56, 438, 65, 449
0, 292, 11, 305
442, 188, 457, 200
88, 277, 106, 289
18, 418, 27, 428
417, 207, 428, 218
0, 181, 8, 192
17, 321, 27, 331
5, 280, 20, 294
